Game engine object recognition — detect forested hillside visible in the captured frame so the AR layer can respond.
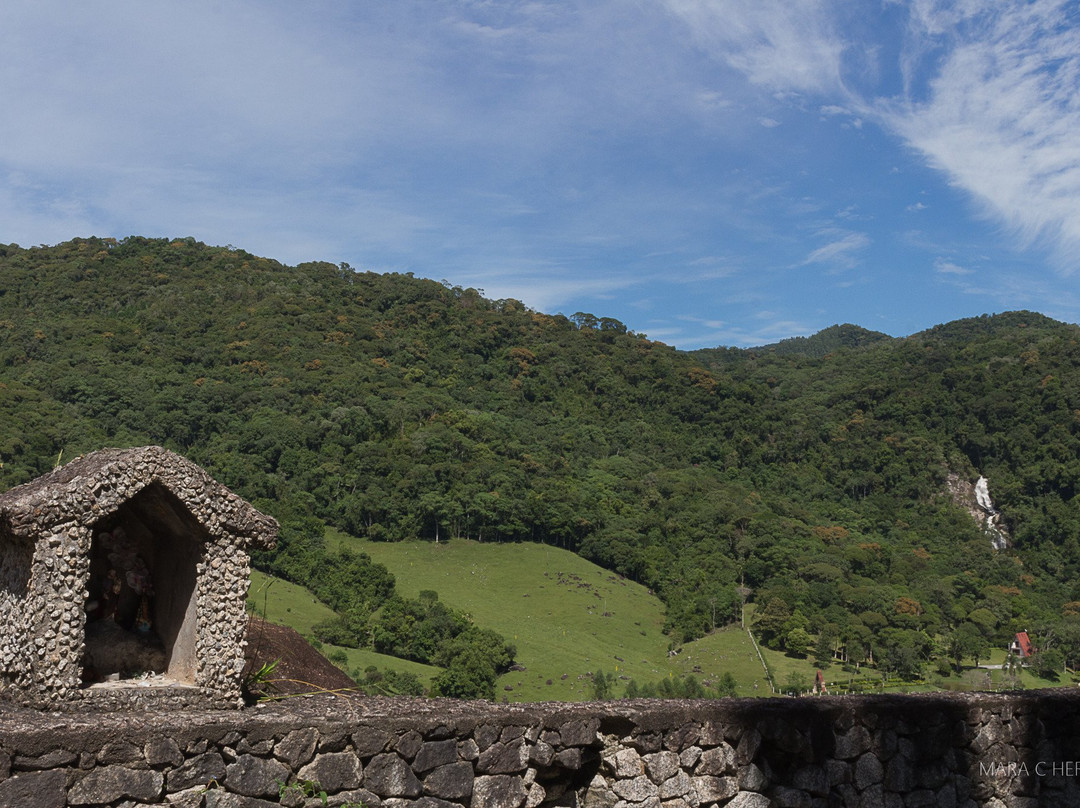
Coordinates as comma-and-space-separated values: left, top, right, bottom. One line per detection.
3, 237, 1080, 683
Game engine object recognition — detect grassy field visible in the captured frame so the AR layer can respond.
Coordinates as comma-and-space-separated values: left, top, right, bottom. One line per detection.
253, 532, 1068, 701
759, 636, 1075, 695
248, 569, 441, 690
248, 569, 337, 635
669, 625, 775, 695
324, 645, 441, 689
327, 531, 773, 701
341, 534, 670, 701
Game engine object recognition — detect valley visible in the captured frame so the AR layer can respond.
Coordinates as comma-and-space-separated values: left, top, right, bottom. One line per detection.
4, 238, 1080, 699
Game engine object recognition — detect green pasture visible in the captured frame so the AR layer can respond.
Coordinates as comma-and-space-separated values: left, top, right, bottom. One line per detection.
248, 570, 337, 635
250, 543, 1074, 701
247, 570, 440, 691
323, 645, 440, 689
670, 625, 773, 696
758, 637, 1075, 696
330, 532, 764, 701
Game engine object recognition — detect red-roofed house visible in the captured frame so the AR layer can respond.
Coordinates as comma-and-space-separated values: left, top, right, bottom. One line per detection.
1010, 631, 1035, 658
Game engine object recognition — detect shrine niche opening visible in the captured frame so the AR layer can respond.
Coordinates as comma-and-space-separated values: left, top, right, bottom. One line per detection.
82, 483, 204, 687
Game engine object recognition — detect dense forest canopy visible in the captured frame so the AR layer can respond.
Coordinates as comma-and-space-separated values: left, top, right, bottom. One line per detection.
4, 237, 1080, 680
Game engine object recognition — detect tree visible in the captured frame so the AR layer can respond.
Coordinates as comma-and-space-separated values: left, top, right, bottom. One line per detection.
1051, 618, 1080, 671
311, 615, 361, 648
8, 238, 1080, 690
429, 627, 516, 700
430, 650, 497, 699
948, 623, 989, 671
785, 627, 814, 658
682, 675, 705, 699
885, 641, 923, 680
1030, 648, 1065, 681
328, 649, 349, 669
782, 672, 808, 697
814, 625, 839, 669
592, 670, 615, 700
754, 597, 792, 649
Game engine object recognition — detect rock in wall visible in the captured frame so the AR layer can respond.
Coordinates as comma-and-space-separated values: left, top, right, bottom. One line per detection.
3, 689, 1080, 807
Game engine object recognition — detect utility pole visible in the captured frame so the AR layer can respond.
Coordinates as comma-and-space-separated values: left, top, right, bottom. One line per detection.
737, 573, 751, 629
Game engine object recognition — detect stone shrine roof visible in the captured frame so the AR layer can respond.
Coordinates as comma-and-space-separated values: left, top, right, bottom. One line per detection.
0, 445, 277, 548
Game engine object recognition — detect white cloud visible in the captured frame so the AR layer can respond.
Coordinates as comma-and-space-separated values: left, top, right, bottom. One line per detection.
453, 270, 643, 315
802, 232, 871, 267
662, 0, 846, 93
0, 172, 96, 247
666, 0, 1080, 272
682, 257, 740, 281
882, 2, 1080, 269
0, 1, 712, 261
819, 104, 863, 129
0, 3, 387, 173
836, 205, 870, 221
669, 312, 818, 348
935, 258, 973, 275
881, 3, 1080, 268
694, 90, 731, 111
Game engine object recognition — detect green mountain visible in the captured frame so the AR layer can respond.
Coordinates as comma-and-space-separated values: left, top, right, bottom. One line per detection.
4, 237, 1080, 684
745, 323, 894, 358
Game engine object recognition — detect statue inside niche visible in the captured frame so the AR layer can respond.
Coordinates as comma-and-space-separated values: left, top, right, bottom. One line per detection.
81, 525, 166, 682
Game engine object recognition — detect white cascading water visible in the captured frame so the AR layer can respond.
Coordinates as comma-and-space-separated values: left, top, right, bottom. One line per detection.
975, 476, 1008, 550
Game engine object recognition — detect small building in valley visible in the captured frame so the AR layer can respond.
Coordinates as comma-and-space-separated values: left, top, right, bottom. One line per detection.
0, 446, 277, 709
1010, 631, 1035, 659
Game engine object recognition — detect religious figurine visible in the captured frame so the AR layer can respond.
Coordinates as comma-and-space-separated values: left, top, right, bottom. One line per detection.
135, 595, 152, 633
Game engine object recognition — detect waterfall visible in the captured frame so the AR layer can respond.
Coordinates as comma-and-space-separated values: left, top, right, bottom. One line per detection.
975, 476, 1008, 550
975, 476, 995, 513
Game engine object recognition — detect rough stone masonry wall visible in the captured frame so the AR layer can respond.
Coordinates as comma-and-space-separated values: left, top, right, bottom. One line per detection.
4, 689, 1080, 808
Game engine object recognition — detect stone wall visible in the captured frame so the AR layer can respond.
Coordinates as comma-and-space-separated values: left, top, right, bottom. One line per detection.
4, 689, 1080, 808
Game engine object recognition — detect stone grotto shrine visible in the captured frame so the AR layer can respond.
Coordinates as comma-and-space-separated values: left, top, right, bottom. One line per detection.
0, 446, 277, 709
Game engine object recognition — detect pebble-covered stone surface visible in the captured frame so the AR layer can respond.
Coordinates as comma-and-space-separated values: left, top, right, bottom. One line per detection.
0, 446, 277, 708
3, 689, 1080, 807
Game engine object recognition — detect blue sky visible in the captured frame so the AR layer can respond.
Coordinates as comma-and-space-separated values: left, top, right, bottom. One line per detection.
3, 1, 1080, 348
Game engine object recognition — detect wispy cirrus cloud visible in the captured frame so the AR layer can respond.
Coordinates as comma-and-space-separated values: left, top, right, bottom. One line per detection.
883, 1, 1080, 269
663, 0, 847, 93
802, 231, 871, 268
666, 0, 1080, 273
455, 269, 644, 315
669, 312, 817, 349
935, 258, 973, 275
3, 0, 1080, 350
